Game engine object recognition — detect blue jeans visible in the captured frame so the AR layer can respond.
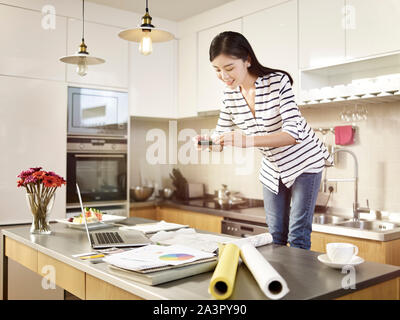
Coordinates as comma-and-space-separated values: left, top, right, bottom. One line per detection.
263, 171, 322, 250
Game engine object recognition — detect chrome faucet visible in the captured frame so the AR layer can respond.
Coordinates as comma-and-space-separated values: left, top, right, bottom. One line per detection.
324, 149, 370, 221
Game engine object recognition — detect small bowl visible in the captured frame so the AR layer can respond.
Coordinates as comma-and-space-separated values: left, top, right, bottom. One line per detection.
159, 188, 174, 199
130, 186, 154, 202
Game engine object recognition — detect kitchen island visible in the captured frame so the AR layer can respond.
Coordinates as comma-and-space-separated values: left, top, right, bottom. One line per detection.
2, 218, 400, 300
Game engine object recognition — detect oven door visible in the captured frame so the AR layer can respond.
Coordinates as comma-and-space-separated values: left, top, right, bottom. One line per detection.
67, 152, 127, 205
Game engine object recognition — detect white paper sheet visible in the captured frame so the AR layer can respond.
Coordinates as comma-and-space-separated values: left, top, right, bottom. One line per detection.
240, 242, 290, 300
119, 220, 189, 234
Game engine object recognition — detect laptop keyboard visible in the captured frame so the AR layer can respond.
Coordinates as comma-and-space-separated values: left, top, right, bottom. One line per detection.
94, 232, 124, 245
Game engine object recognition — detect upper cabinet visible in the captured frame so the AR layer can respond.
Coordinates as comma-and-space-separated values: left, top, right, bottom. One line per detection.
178, 33, 197, 119
0, 5, 66, 81
346, 0, 400, 59
243, 0, 298, 97
299, 0, 400, 69
299, 0, 345, 69
129, 40, 178, 118
197, 19, 242, 113
66, 19, 129, 89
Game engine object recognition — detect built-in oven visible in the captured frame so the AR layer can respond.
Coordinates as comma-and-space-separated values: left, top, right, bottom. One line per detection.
67, 87, 128, 137
66, 136, 127, 210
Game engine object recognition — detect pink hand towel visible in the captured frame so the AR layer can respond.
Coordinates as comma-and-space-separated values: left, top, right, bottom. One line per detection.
335, 125, 354, 145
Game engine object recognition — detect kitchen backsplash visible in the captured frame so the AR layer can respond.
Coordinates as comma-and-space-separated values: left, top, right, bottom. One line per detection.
130, 100, 400, 215
130, 119, 176, 191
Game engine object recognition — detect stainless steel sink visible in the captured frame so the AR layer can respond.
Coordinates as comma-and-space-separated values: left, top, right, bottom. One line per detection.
312, 214, 348, 225
334, 220, 400, 231
312, 214, 400, 240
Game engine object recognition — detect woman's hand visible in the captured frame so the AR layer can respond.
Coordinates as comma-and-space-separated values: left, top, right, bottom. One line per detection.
212, 131, 253, 148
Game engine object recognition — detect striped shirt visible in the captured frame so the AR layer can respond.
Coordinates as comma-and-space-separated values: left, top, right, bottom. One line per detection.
215, 72, 333, 194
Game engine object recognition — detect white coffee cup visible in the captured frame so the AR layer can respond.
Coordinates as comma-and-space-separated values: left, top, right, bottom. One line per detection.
326, 243, 358, 264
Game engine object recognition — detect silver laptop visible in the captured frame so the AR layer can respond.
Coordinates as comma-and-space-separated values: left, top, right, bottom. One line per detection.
76, 183, 151, 249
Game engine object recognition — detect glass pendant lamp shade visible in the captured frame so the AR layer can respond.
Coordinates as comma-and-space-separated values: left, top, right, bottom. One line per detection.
118, 0, 174, 55
59, 0, 105, 76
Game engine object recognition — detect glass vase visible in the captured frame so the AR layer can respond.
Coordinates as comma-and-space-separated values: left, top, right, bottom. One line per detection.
26, 193, 55, 235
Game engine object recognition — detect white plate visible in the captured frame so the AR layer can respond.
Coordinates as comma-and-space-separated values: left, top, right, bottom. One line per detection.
317, 254, 364, 269
55, 214, 126, 229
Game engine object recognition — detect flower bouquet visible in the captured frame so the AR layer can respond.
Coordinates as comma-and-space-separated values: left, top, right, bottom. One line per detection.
17, 167, 66, 234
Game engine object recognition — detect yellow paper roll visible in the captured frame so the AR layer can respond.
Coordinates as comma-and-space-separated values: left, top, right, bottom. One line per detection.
209, 243, 240, 300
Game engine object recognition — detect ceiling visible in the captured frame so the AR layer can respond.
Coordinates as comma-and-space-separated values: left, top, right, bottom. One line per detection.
86, 0, 235, 21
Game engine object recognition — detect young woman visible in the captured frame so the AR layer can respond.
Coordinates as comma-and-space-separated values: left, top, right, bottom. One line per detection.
195, 31, 333, 250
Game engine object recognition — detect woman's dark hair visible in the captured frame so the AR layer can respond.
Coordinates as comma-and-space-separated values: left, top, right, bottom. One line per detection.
209, 31, 293, 85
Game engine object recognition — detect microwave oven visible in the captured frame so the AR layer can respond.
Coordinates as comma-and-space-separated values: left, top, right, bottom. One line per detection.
67, 87, 128, 137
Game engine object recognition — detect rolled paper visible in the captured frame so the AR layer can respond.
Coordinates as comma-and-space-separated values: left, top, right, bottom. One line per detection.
229, 232, 273, 248
240, 243, 290, 300
208, 243, 240, 300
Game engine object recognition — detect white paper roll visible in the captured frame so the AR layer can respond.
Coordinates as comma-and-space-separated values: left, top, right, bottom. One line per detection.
240, 243, 290, 300
229, 233, 273, 248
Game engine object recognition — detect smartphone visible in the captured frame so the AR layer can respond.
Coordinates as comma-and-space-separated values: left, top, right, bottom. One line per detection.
198, 140, 215, 146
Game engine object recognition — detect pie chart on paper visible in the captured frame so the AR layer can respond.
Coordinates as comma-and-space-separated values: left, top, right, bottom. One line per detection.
159, 253, 194, 261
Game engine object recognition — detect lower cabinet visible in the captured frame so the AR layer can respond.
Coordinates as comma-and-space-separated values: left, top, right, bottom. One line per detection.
157, 207, 223, 234
311, 231, 400, 266
129, 206, 158, 220
86, 274, 143, 300
129, 206, 223, 234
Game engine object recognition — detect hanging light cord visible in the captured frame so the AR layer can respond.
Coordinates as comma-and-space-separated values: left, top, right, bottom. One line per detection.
146, 0, 149, 13
82, 0, 85, 41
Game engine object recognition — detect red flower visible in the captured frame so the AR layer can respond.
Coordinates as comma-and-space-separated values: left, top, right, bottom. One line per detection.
32, 171, 47, 180
43, 175, 58, 188
17, 167, 66, 189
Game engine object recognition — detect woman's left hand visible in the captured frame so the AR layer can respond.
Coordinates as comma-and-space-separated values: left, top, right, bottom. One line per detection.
212, 131, 252, 148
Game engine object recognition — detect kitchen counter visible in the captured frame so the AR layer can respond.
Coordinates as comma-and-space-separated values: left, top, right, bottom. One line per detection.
2, 218, 400, 300
131, 199, 400, 241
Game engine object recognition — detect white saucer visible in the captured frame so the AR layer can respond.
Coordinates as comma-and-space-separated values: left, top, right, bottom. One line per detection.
317, 254, 364, 269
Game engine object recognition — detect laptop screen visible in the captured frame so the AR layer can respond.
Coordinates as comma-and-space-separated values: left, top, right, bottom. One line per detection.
76, 183, 93, 246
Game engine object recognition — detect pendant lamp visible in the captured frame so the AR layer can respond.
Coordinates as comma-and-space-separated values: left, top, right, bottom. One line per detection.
59, 0, 105, 76
118, 0, 174, 56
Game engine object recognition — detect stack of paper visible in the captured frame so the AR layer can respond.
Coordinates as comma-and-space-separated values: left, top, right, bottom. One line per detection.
104, 244, 217, 285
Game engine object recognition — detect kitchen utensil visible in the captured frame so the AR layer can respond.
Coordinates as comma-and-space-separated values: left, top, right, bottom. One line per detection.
159, 187, 174, 199
215, 184, 230, 202
169, 168, 188, 200
317, 254, 364, 269
130, 186, 154, 202
326, 242, 358, 263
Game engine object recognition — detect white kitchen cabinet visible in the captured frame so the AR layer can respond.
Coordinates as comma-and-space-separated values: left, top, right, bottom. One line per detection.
346, 0, 400, 59
0, 4, 66, 81
129, 40, 178, 118
178, 33, 197, 119
243, 0, 299, 98
197, 19, 242, 113
66, 18, 129, 89
299, 0, 346, 69
0, 76, 67, 225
